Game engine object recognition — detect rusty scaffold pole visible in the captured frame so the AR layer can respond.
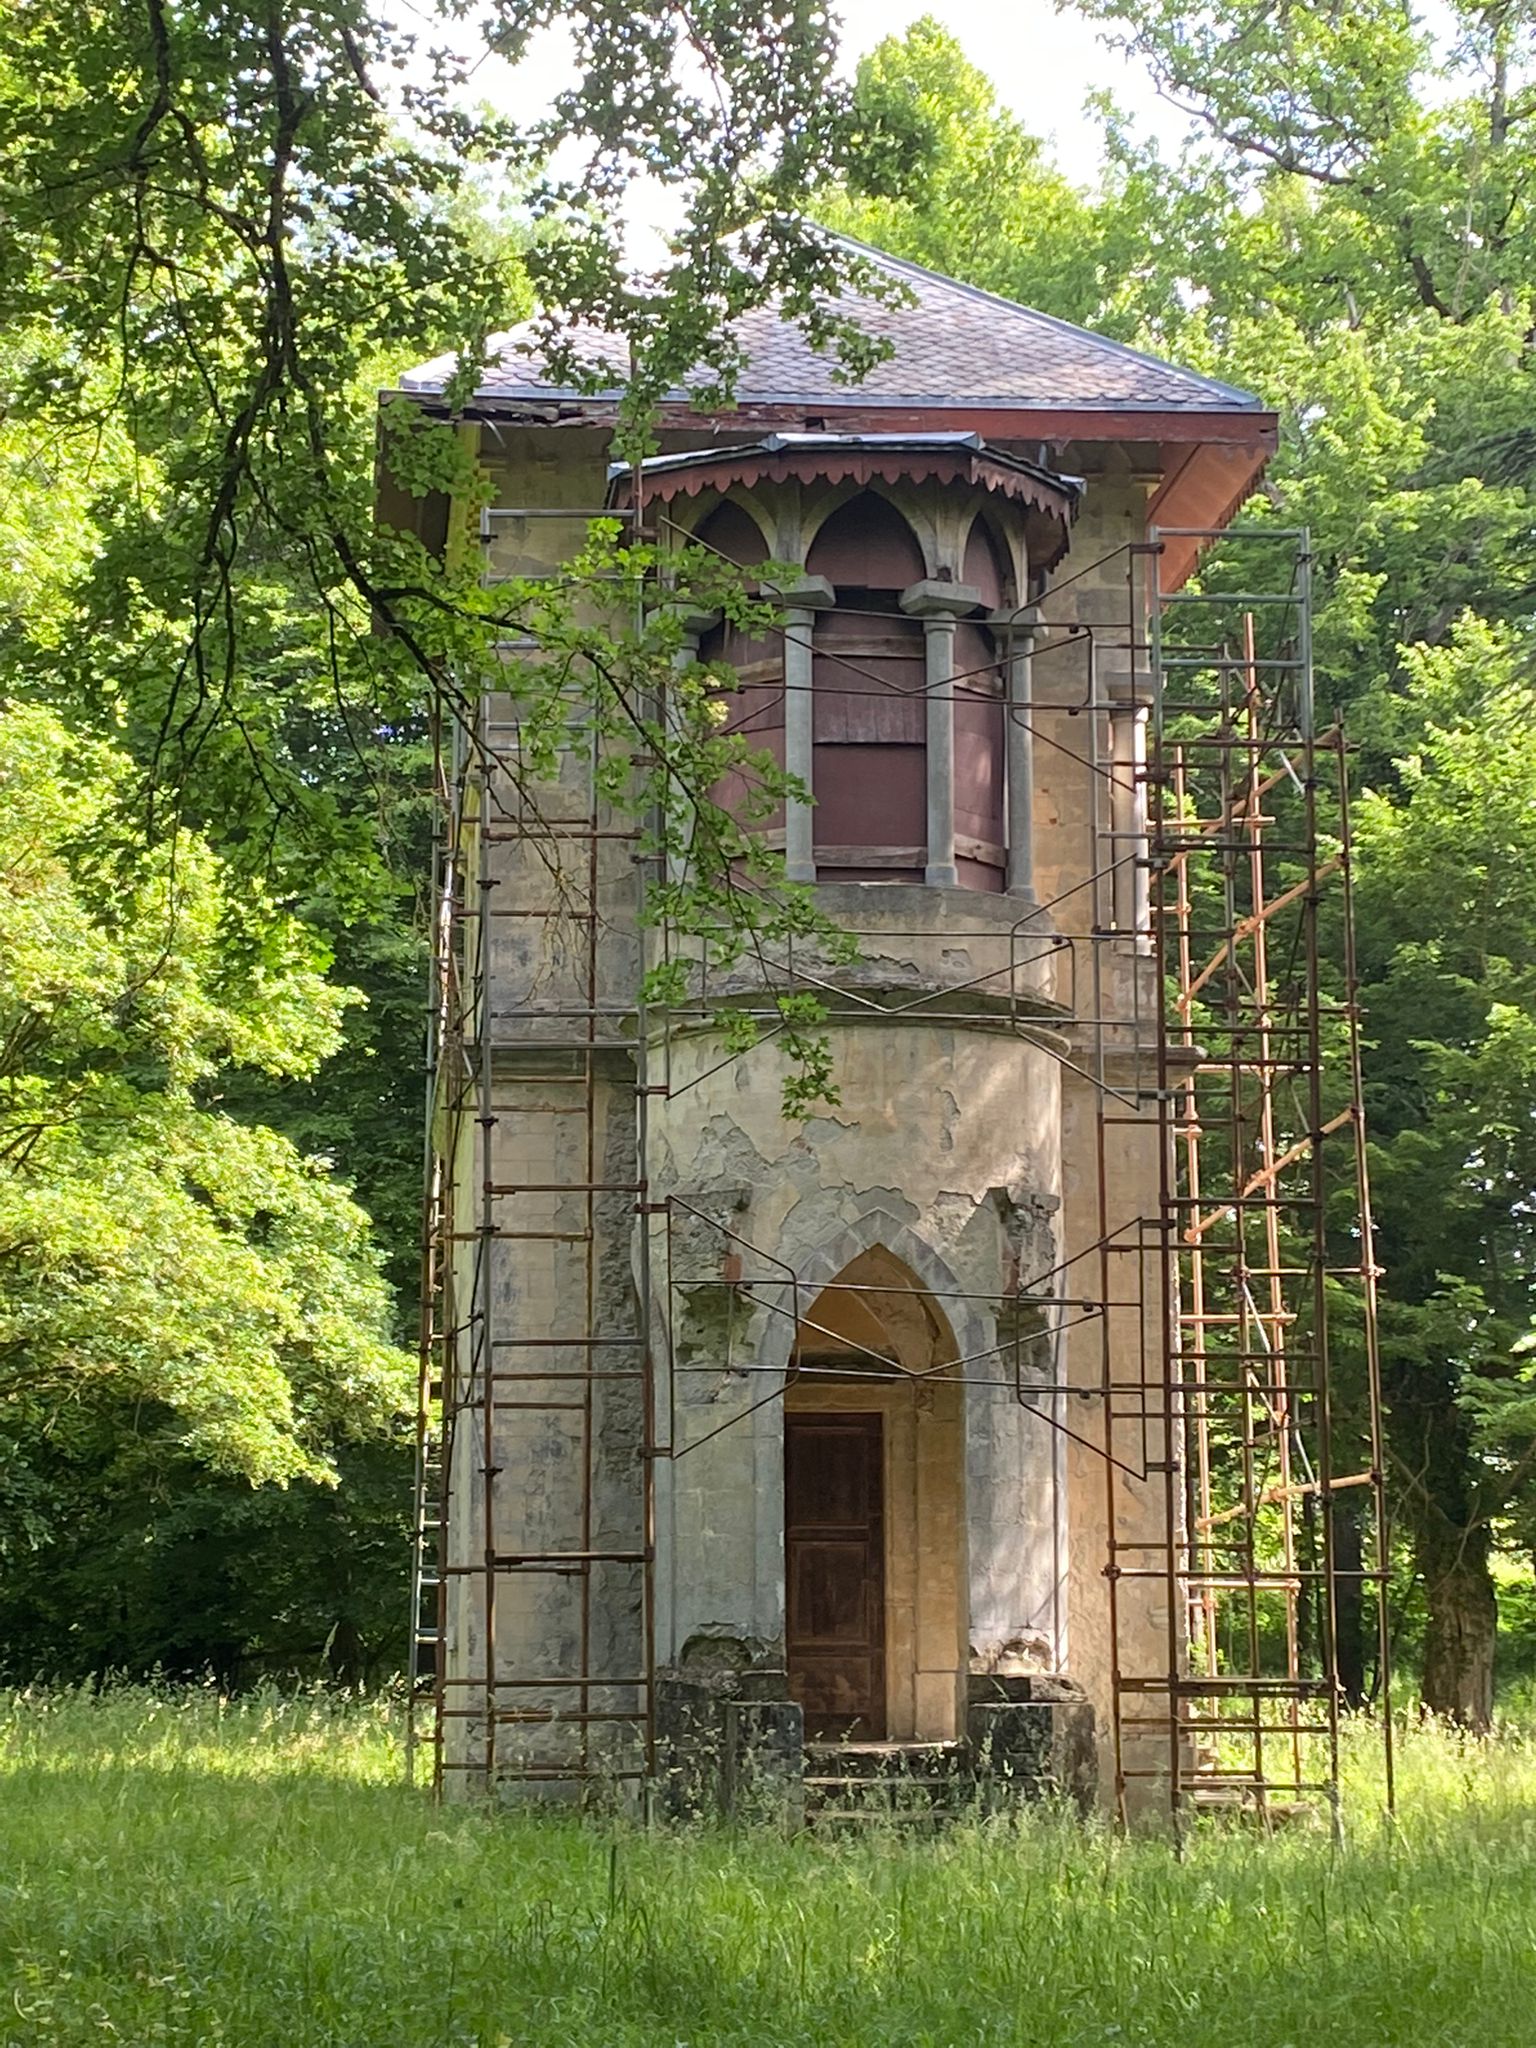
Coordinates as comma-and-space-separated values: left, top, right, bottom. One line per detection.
1115, 524, 1392, 1827
410, 495, 658, 1801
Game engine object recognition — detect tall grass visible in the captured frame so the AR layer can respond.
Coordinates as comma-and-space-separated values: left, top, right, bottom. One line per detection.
2, 1686, 1533, 2046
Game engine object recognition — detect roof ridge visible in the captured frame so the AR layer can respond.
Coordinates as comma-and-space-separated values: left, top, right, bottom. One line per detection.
821, 229, 1262, 412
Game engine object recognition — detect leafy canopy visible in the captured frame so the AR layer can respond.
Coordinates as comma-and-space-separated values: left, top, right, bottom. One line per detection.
0, 701, 410, 1539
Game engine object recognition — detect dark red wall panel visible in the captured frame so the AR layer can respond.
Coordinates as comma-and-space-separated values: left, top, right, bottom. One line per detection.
807, 494, 926, 587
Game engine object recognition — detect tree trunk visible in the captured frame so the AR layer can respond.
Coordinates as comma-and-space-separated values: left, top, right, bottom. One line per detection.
327, 1616, 366, 1686
1418, 1521, 1497, 1729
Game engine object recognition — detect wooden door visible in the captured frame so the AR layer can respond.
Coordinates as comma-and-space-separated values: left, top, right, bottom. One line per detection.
784, 1412, 886, 1738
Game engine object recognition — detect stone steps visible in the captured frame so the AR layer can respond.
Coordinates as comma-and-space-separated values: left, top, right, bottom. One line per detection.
803, 1740, 978, 1826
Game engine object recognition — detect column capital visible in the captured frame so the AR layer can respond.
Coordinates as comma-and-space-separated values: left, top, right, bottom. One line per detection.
899, 579, 984, 619
986, 604, 1044, 639
1106, 669, 1154, 708
763, 571, 836, 610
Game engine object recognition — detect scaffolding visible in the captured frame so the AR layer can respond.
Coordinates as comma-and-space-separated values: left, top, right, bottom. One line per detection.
407, 493, 659, 1795
1112, 530, 1393, 1821
408, 509, 1392, 1825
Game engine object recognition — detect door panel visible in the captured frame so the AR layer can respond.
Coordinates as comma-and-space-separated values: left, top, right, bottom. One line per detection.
784, 1412, 885, 1738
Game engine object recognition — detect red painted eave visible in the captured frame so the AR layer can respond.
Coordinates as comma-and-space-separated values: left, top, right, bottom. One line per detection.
646, 401, 1279, 452
1145, 435, 1277, 593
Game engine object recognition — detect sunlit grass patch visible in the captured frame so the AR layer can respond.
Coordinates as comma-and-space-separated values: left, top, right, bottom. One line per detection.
0, 1680, 403, 1782
2, 1687, 1534, 2047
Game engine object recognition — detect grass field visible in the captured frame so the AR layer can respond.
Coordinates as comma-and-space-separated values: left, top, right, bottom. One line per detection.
2, 1689, 1534, 2047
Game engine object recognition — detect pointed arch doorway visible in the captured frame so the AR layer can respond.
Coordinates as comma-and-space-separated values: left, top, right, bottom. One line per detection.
783, 1246, 966, 1742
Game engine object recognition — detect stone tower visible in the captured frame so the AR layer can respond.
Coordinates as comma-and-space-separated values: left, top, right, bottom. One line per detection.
397, 242, 1286, 1818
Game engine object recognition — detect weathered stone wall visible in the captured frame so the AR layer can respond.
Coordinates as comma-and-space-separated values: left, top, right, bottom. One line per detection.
1059, 1058, 1171, 1811
441, 1064, 646, 1794
441, 423, 1177, 1813
1029, 454, 1149, 950
645, 996, 1067, 1690
440, 655, 648, 1798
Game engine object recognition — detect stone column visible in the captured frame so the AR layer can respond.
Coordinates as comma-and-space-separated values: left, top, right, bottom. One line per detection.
900, 579, 983, 891
773, 574, 835, 884
992, 605, 1042, 904
1106, 668, 1151, 946
925, 615, 959, 888
656, 603, 721, 889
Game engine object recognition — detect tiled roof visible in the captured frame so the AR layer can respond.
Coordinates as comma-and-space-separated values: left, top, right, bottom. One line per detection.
397, 235, 1262, 416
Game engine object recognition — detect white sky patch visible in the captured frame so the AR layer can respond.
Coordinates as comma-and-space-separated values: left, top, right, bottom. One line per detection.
827, 0, 1185, 185
395, 0, 1473, 229
385, 0, 1189, 274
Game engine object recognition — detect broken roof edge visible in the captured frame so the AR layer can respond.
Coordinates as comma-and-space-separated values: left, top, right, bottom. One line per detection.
379, 386, 1279, 450
390, 376, 1264, 416
607, 432, 1084, 500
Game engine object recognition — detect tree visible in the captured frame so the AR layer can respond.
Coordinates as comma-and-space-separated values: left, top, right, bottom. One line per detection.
1347, 619, 1536, 1724
1078, 0, 1536, 327
0, 702, 412, 1559
0, 0, 887, 1073
818, 16, 1112, 326
0, 0, 895, 1678
829, 6, 1536, 1719
0, 0, 885, 871
1073, 0, 1536, 1728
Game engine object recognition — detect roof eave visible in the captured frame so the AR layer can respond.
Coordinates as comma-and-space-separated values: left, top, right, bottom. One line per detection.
382, 386, 1279, 451
1145, 439, 1277, 593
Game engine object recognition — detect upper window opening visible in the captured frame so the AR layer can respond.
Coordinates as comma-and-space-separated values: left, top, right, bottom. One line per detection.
694, 499, 769, 568
806, 494, 925, 590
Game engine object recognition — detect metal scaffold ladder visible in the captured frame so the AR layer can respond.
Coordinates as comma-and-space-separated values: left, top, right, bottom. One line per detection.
408, 496, 658, 1798
1104, 526, 1392, 1827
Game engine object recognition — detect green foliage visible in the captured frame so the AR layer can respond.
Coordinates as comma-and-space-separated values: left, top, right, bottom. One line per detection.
1091, 1, 1536, 1718
822, 18, 1113, 324
3, 1691, 1536, 2044
0, 1446, 410, 1685
1347, 621, 1536, 1621
1043, 5, 1536, 743
0, 0, 903, 1684
0, 705, 411, 1539
1080, 0, 1536, 322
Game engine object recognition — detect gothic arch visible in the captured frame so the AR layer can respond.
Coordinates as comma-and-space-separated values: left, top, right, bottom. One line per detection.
802, 487, 932, 583
773, 1207, 974, 1741
960, 502, 1022, 611
676, 489, 775, 562
753, 1207, 993, 1394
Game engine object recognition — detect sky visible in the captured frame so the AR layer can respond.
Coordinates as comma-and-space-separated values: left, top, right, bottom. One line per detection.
422, 0, 1185, 270
822, 0, 1181, 184
445, 0, 1185, 193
